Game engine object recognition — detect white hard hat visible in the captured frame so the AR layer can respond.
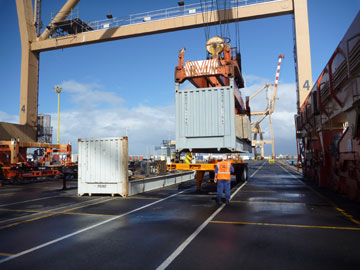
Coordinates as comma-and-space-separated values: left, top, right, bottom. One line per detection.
222, 155, 227, 161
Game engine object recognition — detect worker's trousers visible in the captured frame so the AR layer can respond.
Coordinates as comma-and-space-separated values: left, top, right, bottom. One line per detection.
217, 179, 231, 201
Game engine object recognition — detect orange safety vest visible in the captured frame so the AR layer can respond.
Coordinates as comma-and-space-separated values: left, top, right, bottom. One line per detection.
216, 161, 231, 180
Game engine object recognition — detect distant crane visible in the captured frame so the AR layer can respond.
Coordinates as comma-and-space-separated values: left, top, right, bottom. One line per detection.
250, 54, 285, 160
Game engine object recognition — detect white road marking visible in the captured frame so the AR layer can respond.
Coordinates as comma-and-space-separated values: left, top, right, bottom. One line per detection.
0, 189, 189, 264
0, 195, 64, 208
249, 161, 266, 178
0, 197, 108, 225
156, 161, 266, 270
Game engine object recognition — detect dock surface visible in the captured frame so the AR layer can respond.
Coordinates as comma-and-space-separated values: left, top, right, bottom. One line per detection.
0, 161, 359, 269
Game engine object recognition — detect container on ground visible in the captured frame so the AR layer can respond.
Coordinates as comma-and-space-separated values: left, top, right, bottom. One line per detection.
78, 137, 128, 197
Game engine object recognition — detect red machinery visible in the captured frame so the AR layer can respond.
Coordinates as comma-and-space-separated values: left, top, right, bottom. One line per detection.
0, 139, 75, 184
295, 12, 360, 200
175, 36, 249, 115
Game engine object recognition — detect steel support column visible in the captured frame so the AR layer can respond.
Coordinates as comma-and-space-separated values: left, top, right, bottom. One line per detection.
16, 0, 38, 134
293, 0, 313, 111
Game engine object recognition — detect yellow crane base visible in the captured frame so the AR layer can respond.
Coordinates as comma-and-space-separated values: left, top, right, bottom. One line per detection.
167, 163, 216, 171
167, 162, 247, 191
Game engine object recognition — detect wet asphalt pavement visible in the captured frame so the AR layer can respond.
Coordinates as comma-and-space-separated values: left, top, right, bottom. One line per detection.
0, 161, 359, 269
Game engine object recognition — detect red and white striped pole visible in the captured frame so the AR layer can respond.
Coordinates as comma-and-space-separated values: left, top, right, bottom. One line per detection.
269, 54, 285, 160
271, 54, 285, 113
274, 54, 285, 89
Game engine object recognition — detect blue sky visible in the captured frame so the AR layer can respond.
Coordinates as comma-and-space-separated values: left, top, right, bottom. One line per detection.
0, 0, 359, 155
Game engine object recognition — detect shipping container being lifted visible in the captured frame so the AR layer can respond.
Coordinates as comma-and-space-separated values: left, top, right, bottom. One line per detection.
175, 36, 252, 154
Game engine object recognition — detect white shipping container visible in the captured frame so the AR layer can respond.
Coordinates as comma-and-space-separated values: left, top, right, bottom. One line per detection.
78, 137, 128, 197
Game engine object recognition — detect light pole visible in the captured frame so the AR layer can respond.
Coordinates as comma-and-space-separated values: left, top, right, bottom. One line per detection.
54, 85, 62, 144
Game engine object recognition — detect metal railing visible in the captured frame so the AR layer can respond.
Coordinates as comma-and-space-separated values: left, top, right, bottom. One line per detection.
87, 0, 280, 32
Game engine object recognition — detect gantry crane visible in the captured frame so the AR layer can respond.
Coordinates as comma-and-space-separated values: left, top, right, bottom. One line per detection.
250, 55, 285, 160
1, 0, 312, 184
0, 0, 311, 142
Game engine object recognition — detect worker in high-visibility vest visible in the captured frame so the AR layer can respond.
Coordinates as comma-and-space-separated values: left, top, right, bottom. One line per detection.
214, 155, 234, 205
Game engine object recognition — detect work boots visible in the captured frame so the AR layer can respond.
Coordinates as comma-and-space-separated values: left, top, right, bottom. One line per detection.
216, 199, 230, 205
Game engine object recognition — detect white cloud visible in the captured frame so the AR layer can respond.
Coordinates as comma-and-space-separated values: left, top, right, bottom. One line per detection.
62, 80, 123, 109
52, 80, 175, 154
54, 105, 175, 155
0, 111, 18, 123
243, 74, 269, 86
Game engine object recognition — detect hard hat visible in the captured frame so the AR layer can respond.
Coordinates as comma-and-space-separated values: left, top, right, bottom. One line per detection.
222, 155, 227, 161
